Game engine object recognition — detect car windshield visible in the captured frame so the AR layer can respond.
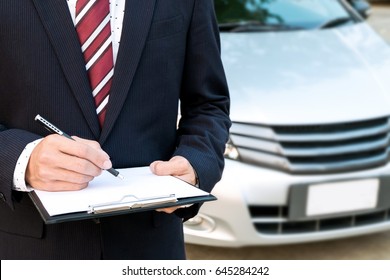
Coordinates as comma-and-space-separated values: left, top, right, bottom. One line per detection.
215, 0, 357, 32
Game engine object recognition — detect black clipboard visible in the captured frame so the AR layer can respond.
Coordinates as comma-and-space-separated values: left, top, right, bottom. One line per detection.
27, 167, 217, 224
29, 191, 216, 224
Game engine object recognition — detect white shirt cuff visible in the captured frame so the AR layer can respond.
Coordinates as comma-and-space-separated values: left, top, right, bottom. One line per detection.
13, 139, 43, 192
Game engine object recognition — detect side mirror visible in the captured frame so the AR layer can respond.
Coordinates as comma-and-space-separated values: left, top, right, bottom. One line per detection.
347, 0, 371, 18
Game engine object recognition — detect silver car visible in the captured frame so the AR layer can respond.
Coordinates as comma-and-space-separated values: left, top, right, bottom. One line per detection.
184, 0, 390, 247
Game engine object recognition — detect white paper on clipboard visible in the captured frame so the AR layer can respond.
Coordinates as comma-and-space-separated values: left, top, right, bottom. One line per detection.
32, 166, 210, 217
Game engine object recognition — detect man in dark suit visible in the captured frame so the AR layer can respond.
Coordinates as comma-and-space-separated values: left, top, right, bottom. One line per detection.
0, 0, 230, 259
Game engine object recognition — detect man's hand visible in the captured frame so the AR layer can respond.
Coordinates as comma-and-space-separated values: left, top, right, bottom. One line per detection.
26, 134, 112, 191
150, 156, 197, 214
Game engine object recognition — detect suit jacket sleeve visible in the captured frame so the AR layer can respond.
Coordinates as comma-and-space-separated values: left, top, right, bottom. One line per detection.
173, 0, 231, 219
0, 126, 41, 209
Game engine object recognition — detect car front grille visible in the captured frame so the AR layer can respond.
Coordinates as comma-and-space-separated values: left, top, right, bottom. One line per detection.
229, 117, 390, 174
249, 205, 390, 235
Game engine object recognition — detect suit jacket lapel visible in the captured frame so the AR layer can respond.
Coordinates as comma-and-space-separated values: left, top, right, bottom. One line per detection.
99, 0, 157, 144
31, 0, 101, 139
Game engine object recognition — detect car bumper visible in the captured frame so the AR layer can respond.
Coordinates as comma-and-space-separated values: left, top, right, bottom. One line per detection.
184, 159, 390, 247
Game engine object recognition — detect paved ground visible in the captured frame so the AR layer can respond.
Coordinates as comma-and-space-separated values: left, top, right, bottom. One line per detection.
187, 231, 390, 260
186, 4, 390, 260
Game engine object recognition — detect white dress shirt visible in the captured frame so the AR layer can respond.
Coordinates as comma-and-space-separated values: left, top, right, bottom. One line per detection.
13, 0, 126, 191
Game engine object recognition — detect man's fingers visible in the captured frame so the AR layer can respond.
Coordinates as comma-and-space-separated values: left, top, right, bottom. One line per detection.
150, 156, 189, 176
155, 206, 180, 214
38, 149, 103, 178
150, 160, 169, 176
72, 136, 112, 169
150, 156, 197, 186
55, 135, 112, 170
72, 136, 102, 150
26, 134, 112, 192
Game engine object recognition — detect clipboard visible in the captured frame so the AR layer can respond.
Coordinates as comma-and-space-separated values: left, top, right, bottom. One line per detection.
28, 167, 216, 224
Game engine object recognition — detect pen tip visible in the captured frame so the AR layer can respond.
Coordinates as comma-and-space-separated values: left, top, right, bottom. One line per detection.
118, 174, 125, 180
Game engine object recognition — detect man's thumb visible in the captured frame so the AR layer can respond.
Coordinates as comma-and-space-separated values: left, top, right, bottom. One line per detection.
150, 160, 172, 176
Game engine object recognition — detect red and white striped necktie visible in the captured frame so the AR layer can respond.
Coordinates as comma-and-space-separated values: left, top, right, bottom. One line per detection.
76, 0, 114, 127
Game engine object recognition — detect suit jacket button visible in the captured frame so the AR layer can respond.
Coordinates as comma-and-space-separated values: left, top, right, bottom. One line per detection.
0, 193, 5, 202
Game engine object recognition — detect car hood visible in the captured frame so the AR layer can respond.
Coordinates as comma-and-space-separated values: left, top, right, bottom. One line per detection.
221, 23, 390, 125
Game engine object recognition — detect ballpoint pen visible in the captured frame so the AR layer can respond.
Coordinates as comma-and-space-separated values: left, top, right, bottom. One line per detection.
35, 114, 124, 180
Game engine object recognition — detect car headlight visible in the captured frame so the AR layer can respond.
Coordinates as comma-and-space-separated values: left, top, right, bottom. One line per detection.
224, 138, 240, 160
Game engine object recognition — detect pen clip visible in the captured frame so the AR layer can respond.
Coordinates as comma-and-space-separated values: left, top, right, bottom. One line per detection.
35, 114, 65, 136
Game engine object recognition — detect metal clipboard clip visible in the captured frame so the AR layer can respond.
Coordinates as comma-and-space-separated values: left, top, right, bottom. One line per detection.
88, 194, 177, 214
